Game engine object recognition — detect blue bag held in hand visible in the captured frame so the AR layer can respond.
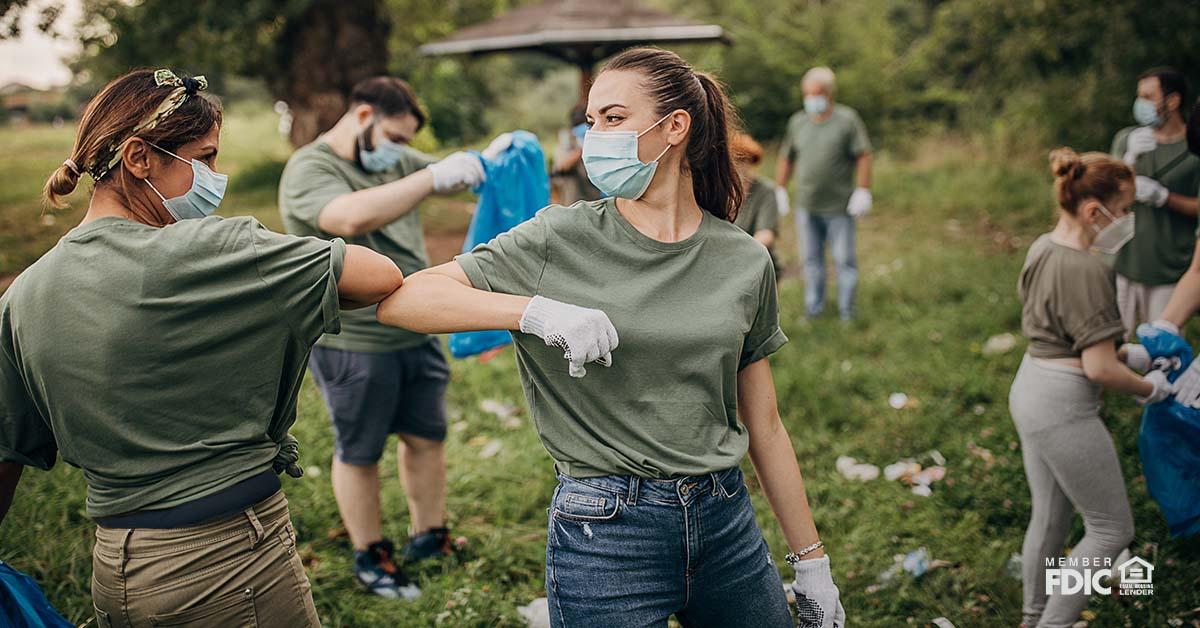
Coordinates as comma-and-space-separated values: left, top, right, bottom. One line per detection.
1135, 323, 1200, 537
0, 560, 73, 627
449, 130, 550, 359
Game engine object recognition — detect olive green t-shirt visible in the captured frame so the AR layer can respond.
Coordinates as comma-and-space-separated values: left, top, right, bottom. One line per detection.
279, 139, 435, 352
1111, 128, 1200, 286
0, 216, 344, 517
779, 104, 872, 215
1018, 234, 1125, 359
456, 198, 787, 479
733, 176, 780, 236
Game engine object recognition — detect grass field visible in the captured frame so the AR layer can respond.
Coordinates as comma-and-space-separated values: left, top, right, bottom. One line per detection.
0, 108, 1198, 627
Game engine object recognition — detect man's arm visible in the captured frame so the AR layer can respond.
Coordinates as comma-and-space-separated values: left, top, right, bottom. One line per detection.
1165, 192, 1200, 217
855, 152, 873, 188
317, 169, 436, 237
0, 461, 22, 525
775, 157, 793, 187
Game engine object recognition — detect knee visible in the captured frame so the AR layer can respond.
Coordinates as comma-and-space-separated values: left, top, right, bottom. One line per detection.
1090, 511, 1135, 550
399, 435, 444, 455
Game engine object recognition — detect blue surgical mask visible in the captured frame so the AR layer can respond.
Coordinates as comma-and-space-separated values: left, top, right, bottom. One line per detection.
144, 143, 228, 221
804, 95, 829, 115
1133, 98, 1162, 128
359, 122, 406, 173
582, 113, 672, 200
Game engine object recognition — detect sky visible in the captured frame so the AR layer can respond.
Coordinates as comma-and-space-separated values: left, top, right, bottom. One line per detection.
0, 0, 82, 90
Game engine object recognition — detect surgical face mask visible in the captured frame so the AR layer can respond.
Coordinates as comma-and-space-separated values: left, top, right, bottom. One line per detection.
804, 95, 829, 115
359, 121, 406, 173
1090, 204, 1135, 263
144, 143, 228, 221
582, 113, 672, 200
1133, 98, 1162, 128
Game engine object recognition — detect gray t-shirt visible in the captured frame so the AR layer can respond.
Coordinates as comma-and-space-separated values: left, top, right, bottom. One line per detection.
0, 216, 343, 517
457, 199, 787, 479
1018, 234, 1125, 359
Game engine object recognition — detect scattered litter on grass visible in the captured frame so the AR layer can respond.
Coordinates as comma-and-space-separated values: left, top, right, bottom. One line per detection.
967, 442, 996, 469
478, 439, 504, 459
840, 360, 853, 373
1006, 553, 1022, 579
889, 392, 916, 409
503, 416, 523, 429
480, 398, 519, 420
517, 597, 550, 628
932, 618, 956, 628
836, 456, 881, 481
451, 421, 468, 433
884, 460, 921, 482
982, 333, 1017, 356
972, 404, 987, 415
867, 547, 956, 593
926, 449, 946, 466
304, 465, 322, 478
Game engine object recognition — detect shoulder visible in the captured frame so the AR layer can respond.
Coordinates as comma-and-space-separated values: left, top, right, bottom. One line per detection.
749, 176, 774, 197
536, 199, 608, 231
709, 214, 772, 262
160, 215, 261, 248
1113, 126, 1136, 145
833, 104, 865, 124
786, 111, 808, 130
282, 141, 341, 179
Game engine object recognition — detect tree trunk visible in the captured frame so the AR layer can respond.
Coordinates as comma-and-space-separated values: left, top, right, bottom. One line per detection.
272, 0, 391, 146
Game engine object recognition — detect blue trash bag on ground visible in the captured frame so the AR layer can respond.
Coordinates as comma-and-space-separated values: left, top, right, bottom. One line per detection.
0, 560, 74, 627
1136, 323, 1200, 537
448, 130, 550, 359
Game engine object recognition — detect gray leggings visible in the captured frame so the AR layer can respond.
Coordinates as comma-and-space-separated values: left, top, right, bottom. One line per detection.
1008, 355, 1135, 628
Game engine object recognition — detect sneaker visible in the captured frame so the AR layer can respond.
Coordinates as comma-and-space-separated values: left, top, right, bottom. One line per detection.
402, 526, 456, 563
354, 539, 421, 600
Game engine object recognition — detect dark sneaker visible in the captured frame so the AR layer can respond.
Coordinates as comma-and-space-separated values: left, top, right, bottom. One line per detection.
402, 526, 457, 563
354, 539, 421, 600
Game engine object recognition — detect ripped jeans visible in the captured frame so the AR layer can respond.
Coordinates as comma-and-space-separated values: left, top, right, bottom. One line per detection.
545, 467, 793, 628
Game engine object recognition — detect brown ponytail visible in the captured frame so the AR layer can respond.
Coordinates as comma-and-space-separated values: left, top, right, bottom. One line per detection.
42, 68, 223, 209
603, 48, 743, 220
1048, 147, 1133, 214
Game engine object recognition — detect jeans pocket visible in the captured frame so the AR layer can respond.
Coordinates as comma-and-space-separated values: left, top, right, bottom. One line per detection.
717, 468, 745, 500
93, 607, 113, 628
551, 479, 622, 523
149, 587, 258, 626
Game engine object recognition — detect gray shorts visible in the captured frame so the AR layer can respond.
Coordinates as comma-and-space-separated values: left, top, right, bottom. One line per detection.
309, 339, 449, 465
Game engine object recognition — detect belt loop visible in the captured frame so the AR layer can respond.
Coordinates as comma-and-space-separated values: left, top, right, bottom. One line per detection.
245, 506, 264, 549
710, 472, 720, 497
627, 476, 639, 506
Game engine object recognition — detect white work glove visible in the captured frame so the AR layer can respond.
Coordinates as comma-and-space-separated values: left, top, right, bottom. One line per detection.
1136, 369, 1173, 406
1123, 127, 1157, 166
428, 151, 486, 192
1135, 176, 1169, 207
791, 556, 845, 628
846, 187, 872, 218
481, 132, 514, 161
1173, 359, 1200, 408
1121, 343, 1151, 372
519, 296, 618, 378
775, 185, 791, 216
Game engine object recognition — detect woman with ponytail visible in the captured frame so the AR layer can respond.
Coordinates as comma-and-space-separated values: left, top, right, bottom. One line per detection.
1010, 148, 1171, 627
0, 68, 416, 626
377, 47, 843, 627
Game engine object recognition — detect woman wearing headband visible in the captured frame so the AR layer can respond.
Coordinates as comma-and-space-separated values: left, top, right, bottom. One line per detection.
0, 68, 408, 626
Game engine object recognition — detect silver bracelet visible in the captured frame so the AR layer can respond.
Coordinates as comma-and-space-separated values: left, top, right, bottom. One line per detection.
785, 541, 824, 565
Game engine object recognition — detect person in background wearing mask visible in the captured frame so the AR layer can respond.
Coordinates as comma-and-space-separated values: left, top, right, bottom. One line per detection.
1010, 148, 1172, 628
730, 132, 784, 278
378, 47, 844, 628
277, 76, 508, 600
0, 68, 407, 627
776, 66, 873, 321
1109, 67, 1200, 338
551, 103, 602, 204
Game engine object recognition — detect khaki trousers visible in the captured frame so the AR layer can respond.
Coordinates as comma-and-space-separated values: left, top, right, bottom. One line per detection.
91, 490, 319, 627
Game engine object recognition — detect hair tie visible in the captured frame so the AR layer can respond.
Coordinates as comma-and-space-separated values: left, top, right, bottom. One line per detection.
62, 158, 81, 176
181, 76, 201, 96
92, 69, 210, 180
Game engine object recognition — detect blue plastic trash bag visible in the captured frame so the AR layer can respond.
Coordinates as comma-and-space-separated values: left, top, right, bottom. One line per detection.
0, 560, 73, 627
1136, 324, 1200, 537
448, 130, 550, 359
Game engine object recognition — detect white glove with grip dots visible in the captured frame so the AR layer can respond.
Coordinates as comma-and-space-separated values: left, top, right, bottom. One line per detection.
519, 296, 618, 378
791, 556, 846, 628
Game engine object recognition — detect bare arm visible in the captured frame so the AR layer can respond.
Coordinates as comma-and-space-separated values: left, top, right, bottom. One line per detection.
775, 157, 794, 188
753, 229, 776, 249
0, 461, 22, 525
338, 244, 405, 309
1082, 341, 1154, 397
1161, 241, 1200, 327
739, 359, 825, 560
376, 261, 530, 333
317, 169, 436, 237
1166, 191, 1200, 217
855, 152, 873, 188
553, 147, 583, 174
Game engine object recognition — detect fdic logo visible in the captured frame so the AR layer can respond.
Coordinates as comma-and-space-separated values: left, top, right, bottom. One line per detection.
1045, 555, 1154, 596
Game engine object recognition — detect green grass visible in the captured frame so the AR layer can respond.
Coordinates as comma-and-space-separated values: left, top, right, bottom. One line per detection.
1, 116, 1198, 627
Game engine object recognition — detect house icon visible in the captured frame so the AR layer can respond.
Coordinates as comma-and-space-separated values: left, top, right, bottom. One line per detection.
1117, 556, 1154, 584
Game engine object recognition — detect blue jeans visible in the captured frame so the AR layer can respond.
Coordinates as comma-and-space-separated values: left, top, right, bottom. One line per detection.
545, 467, 793, 628
798, 212, 858, 319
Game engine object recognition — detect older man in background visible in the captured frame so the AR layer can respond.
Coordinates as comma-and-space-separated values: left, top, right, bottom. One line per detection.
777, 66, 874, 321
